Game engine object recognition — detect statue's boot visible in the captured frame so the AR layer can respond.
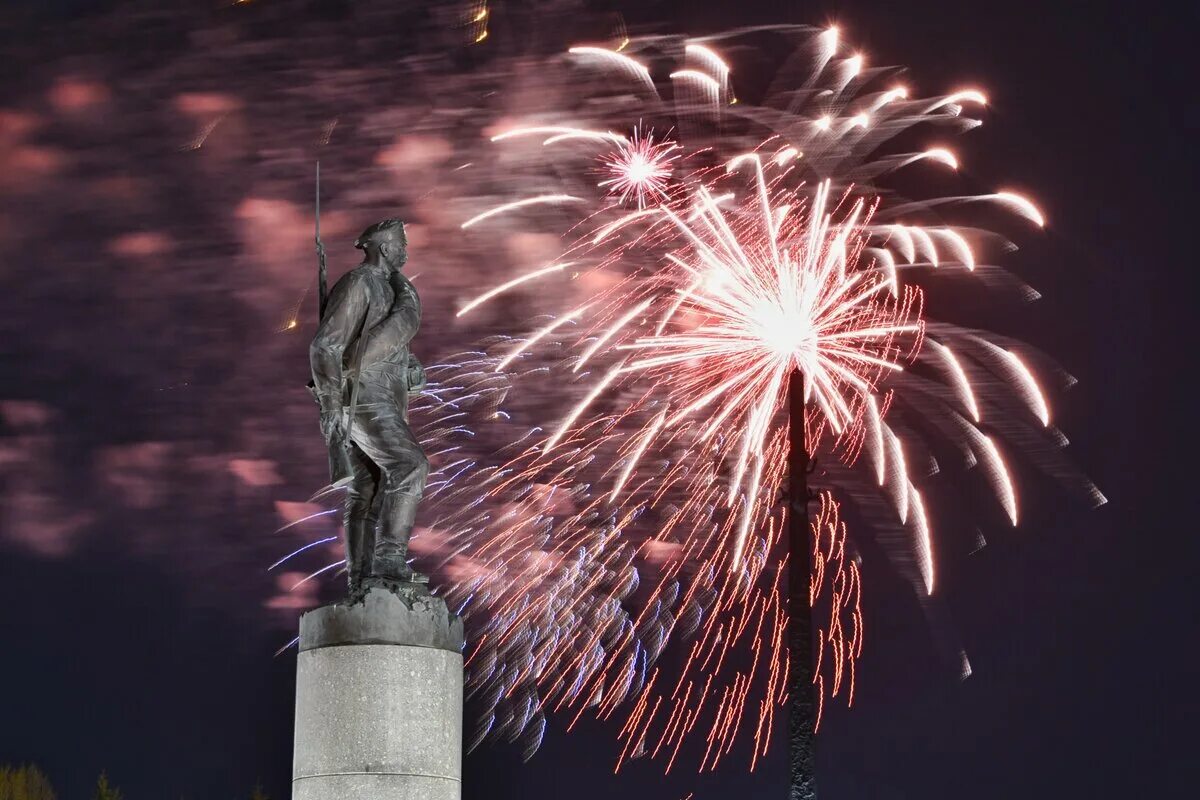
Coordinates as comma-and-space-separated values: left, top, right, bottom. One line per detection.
344, 513, 376, 593
372, 490, 426, 583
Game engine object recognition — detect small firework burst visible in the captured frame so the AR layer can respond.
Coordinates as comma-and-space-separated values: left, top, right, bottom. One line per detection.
597, 127, 680, 208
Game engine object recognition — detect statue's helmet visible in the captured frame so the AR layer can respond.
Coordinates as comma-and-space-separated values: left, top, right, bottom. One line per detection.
354, 218, 407, 251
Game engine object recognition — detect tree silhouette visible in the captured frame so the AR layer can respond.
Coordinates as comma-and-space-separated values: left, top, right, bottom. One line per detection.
0, 765, 57, 800
92, 773, 122, 800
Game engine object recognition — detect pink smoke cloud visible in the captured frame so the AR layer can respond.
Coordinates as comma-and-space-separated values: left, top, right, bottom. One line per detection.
174, 92, 242, 117
48, 77, 111, 114
266, 570, 321, 611
94, 442, 173, 509
108, 231, 175, 259
229, 458, 283, 488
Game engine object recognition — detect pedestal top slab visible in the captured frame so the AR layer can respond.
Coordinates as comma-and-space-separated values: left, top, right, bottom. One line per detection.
299, 585, 464, 653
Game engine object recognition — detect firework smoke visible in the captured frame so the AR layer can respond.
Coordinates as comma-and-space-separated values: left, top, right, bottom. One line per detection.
0, 2, 1101, 780
390, 24, 1104, 774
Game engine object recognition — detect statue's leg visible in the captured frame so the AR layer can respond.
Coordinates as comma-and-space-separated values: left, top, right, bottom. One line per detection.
348, 390, 430, 582
344, 442, 380, 592
363, 471, 385, 576
372, 423, 430, 581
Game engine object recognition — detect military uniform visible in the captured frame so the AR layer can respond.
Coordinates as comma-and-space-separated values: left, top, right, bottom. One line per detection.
310, 224, 428, 587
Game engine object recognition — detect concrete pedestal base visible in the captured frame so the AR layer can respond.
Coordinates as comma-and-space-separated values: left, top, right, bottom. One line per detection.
293, 585, 464, 800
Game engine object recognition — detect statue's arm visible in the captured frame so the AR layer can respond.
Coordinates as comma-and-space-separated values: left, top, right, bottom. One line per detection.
310, 273, 368, 415
379, 272, 421, 344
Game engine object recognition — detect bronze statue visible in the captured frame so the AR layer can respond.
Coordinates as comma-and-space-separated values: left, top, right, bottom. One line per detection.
310, 219, 429, 592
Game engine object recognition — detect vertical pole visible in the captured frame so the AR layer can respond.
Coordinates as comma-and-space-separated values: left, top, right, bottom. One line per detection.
788, 368, 816, 799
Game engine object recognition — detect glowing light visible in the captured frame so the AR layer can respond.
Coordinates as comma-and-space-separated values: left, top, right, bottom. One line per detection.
597, 128, 680, 209
822, 26, 840, 52
491, 126, 628, 146
946, 89, 988, 105
568, 46, 653, 86
608, 410, 667, 503
925, 89, 988, 114
608, 174, 923, 490
495, 305, 591, 371
456, 262, 575, 317
574, 297, 654, 372
304, 26, 1101, 779
544, 361, 626, 451
1001, 348, 1051, 425
978, 434, 1018, 525
932, 228, 975, 270
929, 341, 980, 421
670, 70, 723, 93
543, 130, 631, 147
774, 146, 800, 166
685, 43, 731, 77
910, 488, 934, 593
991, 191, 1046, 226
460, 195, 584, 229
919, 148, 958, 169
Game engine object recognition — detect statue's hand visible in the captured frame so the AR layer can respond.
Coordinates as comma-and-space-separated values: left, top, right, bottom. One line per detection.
318, 398, 347, 444
406, 357, 427, 392
320, 410, 347, 446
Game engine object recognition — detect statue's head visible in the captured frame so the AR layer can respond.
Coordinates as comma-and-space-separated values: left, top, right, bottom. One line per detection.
355, 218, 408, 269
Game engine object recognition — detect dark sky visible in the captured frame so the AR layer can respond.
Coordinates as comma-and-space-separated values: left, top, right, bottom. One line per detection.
0, 1, 1191, 799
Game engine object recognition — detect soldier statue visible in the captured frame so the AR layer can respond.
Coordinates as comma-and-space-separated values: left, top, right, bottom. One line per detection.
310, 219, 429, 592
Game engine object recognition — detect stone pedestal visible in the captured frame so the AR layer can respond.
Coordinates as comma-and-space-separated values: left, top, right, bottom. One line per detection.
293, 585, 465, 800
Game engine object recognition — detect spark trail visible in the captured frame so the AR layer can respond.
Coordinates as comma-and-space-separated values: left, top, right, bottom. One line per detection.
276, 23, 1102, 777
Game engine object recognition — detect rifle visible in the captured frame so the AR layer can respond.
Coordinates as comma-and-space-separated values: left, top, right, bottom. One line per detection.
311, 162, 355, 485
316, 162, 328, 319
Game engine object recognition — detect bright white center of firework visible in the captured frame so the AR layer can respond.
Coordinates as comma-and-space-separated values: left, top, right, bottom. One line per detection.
751, 299, 816, 364
702, 268, 727, 294
625, 155, 654, 182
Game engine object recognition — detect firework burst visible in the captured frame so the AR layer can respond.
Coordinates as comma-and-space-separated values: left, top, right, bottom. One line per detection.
271, 22, 1103, 777
429, 25, 1101, 773
596, 126, 680, 208
582, 167, 925, 572
448, 153, 918, 773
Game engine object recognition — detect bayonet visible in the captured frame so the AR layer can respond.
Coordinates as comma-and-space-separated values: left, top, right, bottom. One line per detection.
316, 161, 329, 320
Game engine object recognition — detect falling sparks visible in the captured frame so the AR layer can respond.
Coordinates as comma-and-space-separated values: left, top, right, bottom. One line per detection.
423, 26, 1091, 773
465, 2, 489, 44
990, 191, 1046, 227
281, 24, 1099, 777
568, 46, 654, 88
916, 148, 959, 169
594, 172, 922, 518
456, 261, 575, 317
460, 194, 584, 229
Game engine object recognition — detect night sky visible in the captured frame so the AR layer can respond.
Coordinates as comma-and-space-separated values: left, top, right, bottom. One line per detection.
0, 1, 1190, 798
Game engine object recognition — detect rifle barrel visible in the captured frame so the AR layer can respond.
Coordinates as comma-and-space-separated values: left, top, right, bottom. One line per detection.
316, 162, 328, 320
